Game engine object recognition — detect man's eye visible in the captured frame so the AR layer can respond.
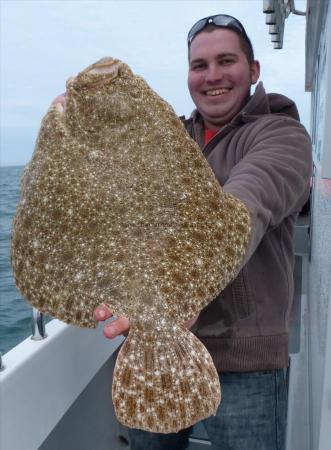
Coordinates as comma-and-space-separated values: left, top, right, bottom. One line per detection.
191, 63, 206, 70
221, 59, 234, 65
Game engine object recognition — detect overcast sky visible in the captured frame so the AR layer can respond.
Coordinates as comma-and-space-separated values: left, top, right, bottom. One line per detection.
1, 0, 309, 166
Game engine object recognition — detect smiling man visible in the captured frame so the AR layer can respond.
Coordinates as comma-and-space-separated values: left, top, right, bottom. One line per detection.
109, 14, 312, 450
187, 24, 260, 130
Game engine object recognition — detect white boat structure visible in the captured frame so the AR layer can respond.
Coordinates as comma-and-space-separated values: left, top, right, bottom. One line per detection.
1, 1, 330, 449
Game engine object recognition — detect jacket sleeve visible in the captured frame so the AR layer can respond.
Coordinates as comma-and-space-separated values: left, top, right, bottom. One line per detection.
222, 115, 312, 267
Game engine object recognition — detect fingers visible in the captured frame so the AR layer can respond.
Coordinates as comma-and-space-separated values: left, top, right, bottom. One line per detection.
94, 304, 113, 322
183, 314, 199, 330
103, 316, 130, 339
51, 74, 75, 110
51, 92, 66, 109
94, 304, 129, 339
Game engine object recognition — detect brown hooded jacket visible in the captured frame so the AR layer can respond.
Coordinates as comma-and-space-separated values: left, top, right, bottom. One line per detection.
184, 82, 312, 371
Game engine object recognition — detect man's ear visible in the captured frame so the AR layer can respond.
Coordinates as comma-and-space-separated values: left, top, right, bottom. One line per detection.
250, 60, 260, 85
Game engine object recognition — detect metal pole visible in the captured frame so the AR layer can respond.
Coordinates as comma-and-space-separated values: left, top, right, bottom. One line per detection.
31, 307, 47, 340
289, 0, 306, 15
0, 352, 5, 371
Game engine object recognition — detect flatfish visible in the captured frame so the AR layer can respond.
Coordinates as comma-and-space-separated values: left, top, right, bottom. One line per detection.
11, 57, 251, 433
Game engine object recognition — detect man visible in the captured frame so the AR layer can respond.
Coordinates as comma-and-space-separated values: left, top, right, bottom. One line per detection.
93, 13, 312, 450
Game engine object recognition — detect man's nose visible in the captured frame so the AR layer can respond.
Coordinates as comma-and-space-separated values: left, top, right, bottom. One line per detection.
205, 64, 223, 82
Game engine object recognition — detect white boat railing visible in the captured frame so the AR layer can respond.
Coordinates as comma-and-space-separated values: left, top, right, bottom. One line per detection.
0, 316, 123, 450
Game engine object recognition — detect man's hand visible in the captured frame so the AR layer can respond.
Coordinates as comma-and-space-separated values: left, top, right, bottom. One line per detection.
94, 304, 198, 339
51, 76, 75, 110
94, 305, 130, 339
51, 92, 66, 110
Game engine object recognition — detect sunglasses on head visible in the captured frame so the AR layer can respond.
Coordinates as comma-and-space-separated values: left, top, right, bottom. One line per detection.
187, 14, 249, 46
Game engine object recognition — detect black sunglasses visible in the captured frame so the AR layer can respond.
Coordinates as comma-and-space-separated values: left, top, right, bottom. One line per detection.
187, 14, 249, 46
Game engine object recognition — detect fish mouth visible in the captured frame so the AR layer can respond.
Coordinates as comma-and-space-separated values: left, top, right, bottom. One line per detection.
87, 58, 121, 76
73, 57, 124, 88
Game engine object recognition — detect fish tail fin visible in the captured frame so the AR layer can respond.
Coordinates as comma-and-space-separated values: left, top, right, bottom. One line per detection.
112, 319, 221, 433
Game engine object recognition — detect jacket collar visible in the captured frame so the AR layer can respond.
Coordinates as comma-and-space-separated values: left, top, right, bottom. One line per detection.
184, 81, 300, 154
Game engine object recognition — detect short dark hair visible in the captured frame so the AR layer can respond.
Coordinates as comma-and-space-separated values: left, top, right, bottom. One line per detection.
188, 23, 255, 65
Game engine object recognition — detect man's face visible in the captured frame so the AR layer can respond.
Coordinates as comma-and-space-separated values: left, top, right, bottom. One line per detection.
188, 28, 260, 130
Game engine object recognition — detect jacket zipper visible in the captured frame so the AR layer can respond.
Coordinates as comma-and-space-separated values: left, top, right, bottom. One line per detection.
202, 124, 237, 158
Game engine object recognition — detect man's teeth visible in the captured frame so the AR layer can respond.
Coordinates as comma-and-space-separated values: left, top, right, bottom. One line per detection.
205, 88, 230, 96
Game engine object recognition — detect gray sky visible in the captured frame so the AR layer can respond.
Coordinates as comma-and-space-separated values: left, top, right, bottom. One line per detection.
1, 0, 309, 166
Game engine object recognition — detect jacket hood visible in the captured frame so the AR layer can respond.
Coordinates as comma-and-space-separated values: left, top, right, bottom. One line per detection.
243, 82, 300, 121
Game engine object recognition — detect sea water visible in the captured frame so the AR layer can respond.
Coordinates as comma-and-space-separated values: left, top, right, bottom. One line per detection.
0, 165, 35, 354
